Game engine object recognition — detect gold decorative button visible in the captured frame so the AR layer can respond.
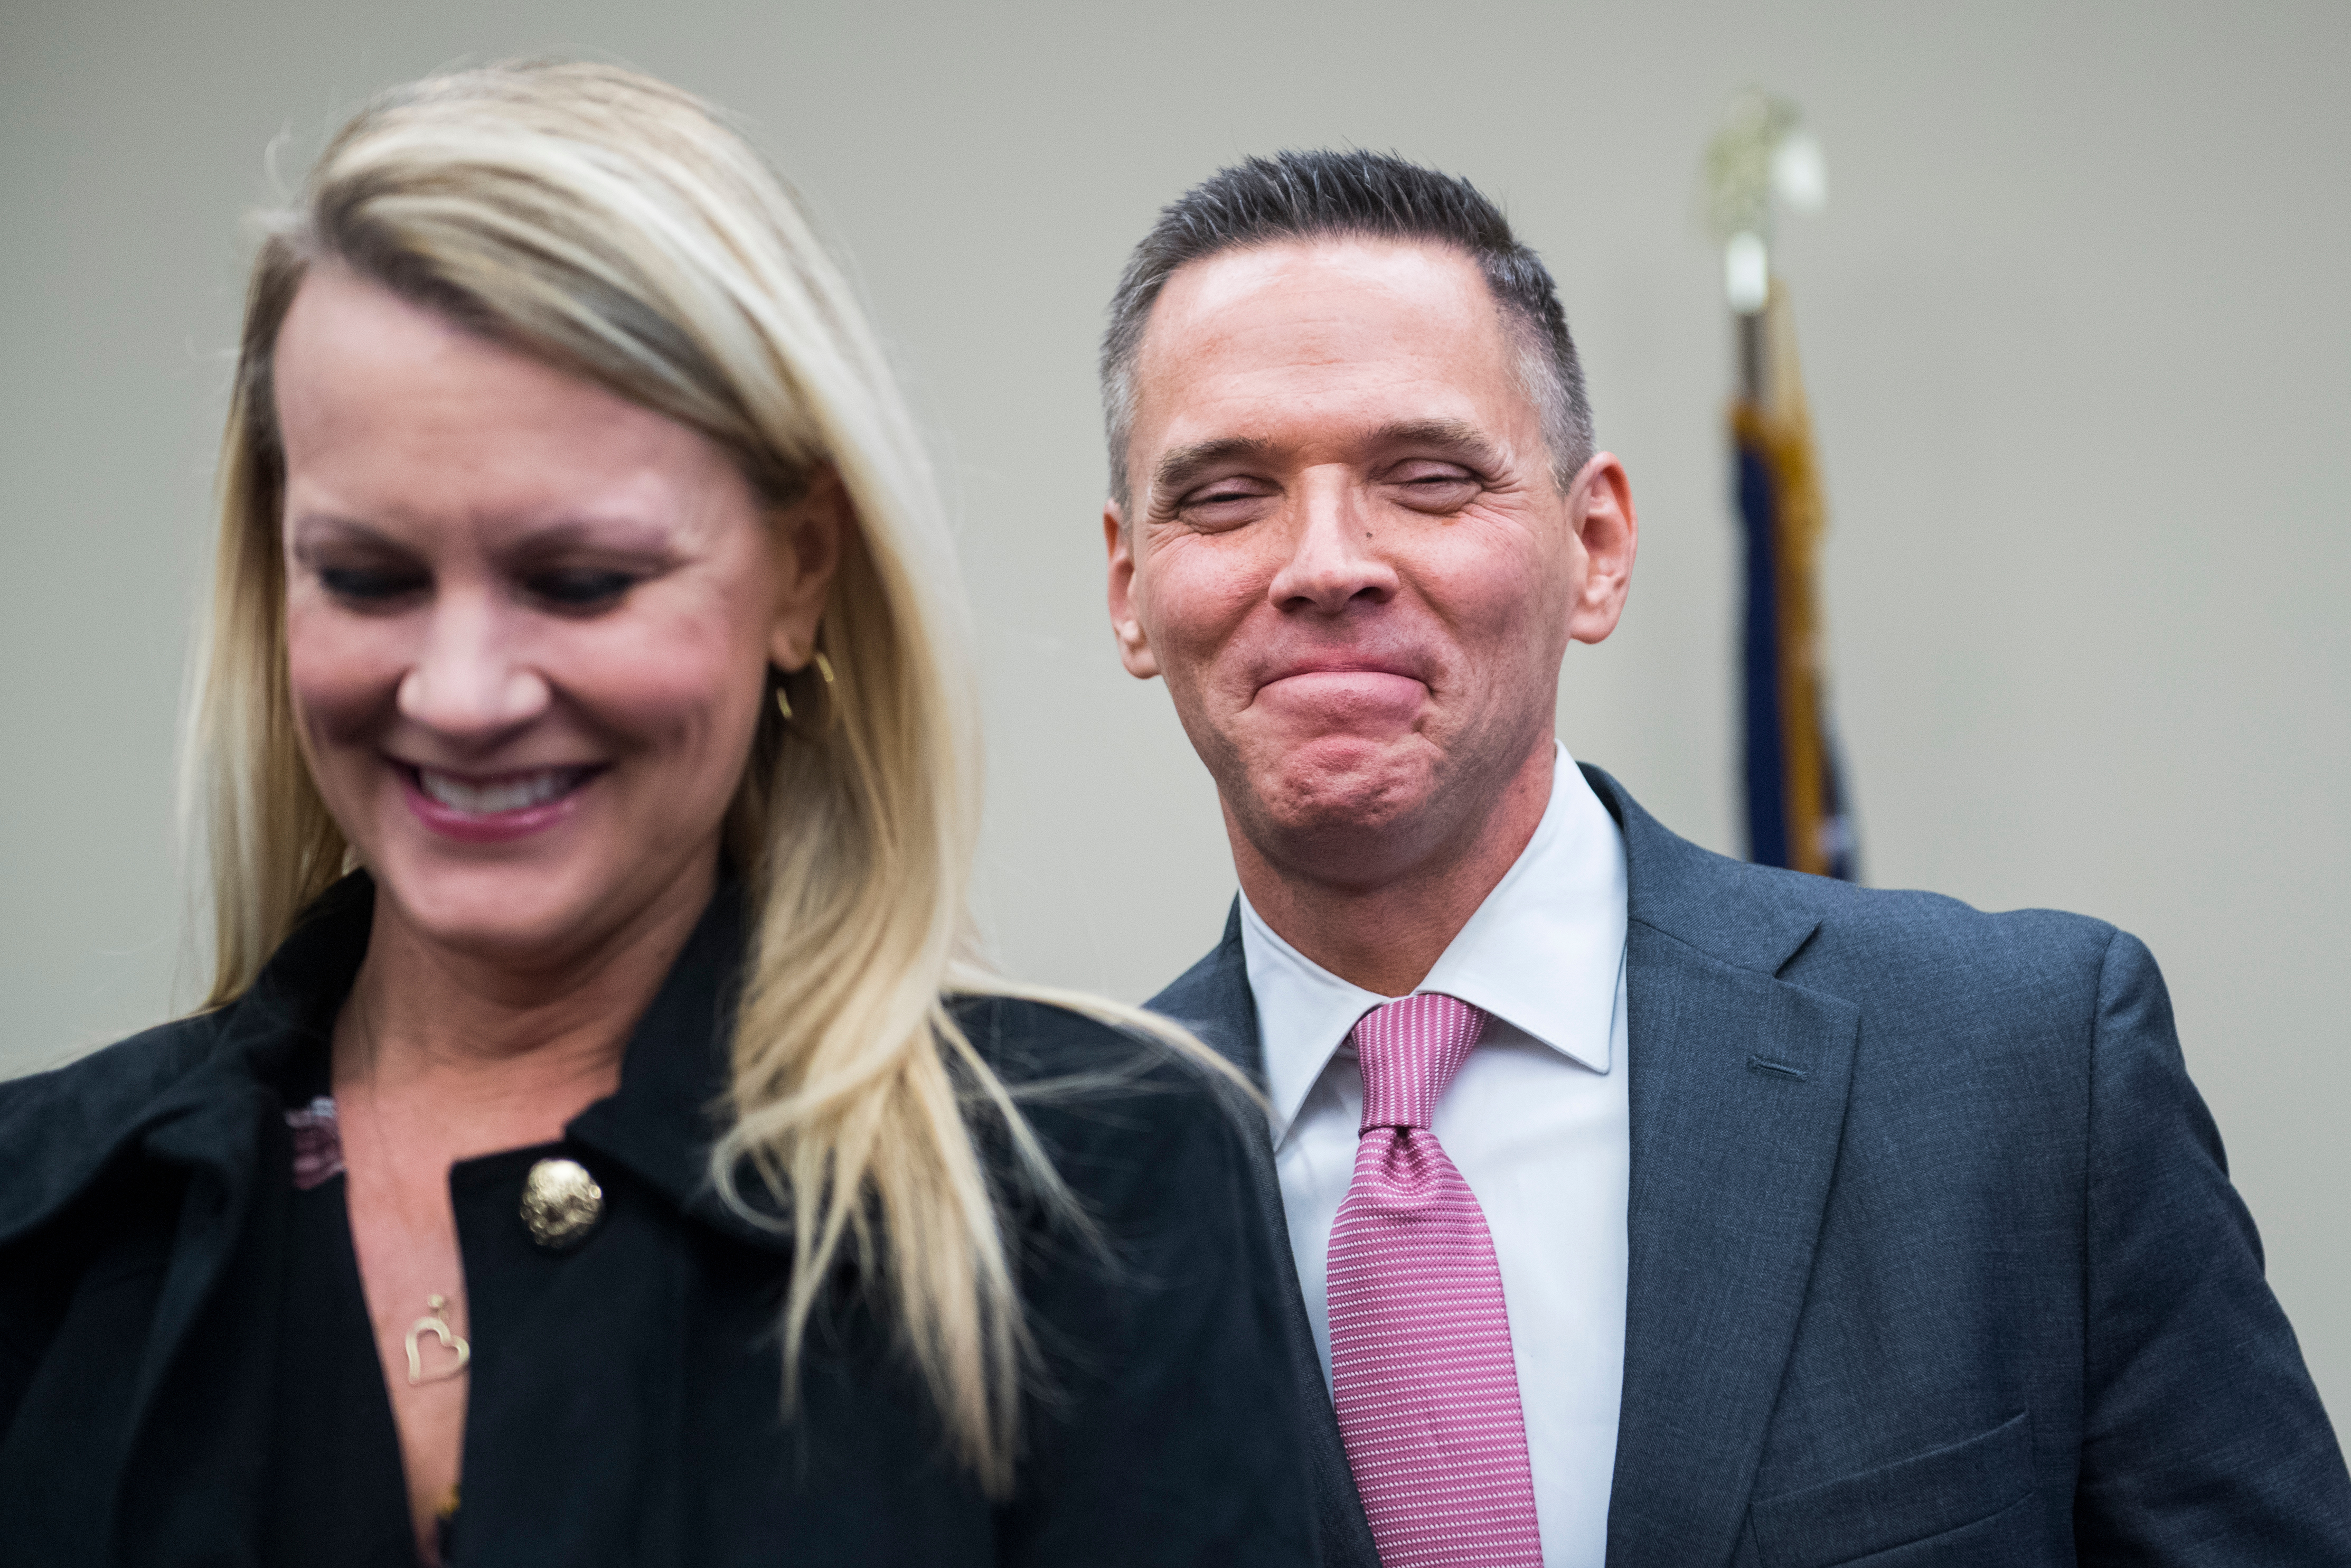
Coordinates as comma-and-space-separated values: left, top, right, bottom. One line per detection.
520, 1157, 604, 1250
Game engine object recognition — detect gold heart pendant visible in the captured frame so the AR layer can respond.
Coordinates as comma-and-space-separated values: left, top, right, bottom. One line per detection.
405, 1294, 472, 1386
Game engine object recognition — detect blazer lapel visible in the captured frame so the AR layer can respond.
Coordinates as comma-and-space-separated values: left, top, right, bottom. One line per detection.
1148, 907, 1379, 1568
1150, 902, 1265, 1078
1584, 769, 1861, 1568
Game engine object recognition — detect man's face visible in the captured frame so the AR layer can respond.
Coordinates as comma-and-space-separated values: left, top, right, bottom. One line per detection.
1106, 237, 1635, 888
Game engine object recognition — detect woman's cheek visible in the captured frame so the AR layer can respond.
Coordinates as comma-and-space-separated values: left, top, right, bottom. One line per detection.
570, 634, 763, 765
284, 602, 405, 750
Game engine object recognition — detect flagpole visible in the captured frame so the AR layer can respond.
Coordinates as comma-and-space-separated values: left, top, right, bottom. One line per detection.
1706, 92, 1858, 881
1738, 309, 1764, 403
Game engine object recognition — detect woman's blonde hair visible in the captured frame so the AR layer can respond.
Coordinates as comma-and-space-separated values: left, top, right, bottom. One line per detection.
194, 59, 1221, 1492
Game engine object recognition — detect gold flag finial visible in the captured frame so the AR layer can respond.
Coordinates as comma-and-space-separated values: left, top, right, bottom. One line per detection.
1702, 91, 1826, 316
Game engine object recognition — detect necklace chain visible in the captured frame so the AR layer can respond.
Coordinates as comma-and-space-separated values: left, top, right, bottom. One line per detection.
347, 990, 471, 1385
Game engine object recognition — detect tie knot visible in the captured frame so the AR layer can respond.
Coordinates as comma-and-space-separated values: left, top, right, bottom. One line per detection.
1351, 992, 1489, 1133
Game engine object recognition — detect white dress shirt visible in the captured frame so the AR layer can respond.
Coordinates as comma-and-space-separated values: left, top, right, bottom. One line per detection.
1240, 743, 1630, 1568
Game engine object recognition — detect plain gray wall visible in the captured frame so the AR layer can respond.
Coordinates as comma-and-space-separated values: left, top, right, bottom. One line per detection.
5, 1, 2345, 1419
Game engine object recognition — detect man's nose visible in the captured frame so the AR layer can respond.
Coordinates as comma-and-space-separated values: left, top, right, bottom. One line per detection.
396, 592, 552, 738
1266, 478, 1399, 614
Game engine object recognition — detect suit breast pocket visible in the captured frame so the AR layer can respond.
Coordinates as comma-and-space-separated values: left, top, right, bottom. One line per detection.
1746, 1411, 2036, 1568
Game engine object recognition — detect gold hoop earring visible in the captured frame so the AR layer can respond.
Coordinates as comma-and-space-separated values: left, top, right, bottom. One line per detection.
773, 647, 832, 727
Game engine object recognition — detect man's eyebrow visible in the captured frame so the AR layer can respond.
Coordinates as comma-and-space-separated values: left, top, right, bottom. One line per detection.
1151, 436, 1279, 502
1370, 419, 1508, 470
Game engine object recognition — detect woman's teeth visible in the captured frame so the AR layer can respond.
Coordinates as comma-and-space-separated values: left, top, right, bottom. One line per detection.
415, 767, 588, 815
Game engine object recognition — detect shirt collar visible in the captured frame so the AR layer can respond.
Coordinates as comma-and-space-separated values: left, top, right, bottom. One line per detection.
1240, 744, 1629, 1142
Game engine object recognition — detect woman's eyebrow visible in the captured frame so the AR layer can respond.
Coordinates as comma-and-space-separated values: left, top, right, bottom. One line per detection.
497, 517, 674, 557
286, 513, 406, 557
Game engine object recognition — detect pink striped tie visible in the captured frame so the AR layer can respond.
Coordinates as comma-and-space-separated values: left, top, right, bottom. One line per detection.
1328, 993, 1543, 1567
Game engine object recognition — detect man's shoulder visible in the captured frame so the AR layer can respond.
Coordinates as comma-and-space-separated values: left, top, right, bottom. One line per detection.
1683, 846, 2125, 1020
1700, 849, 2116, 978
0, 1012, 231, 1245
1593, 763, 2122, 997
1657, 842, 2150, 1121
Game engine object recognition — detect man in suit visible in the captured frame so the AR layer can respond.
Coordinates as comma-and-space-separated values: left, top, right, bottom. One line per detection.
1098, 149, 2351, 1567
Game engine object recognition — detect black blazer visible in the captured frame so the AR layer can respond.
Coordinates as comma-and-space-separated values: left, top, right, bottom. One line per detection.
1149, 765, 2351, 1568
0, 877, 1320, 1566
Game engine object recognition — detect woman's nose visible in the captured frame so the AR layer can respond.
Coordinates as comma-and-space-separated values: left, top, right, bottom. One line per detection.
1266, 480, 1400, 614
395, 594, 552, 737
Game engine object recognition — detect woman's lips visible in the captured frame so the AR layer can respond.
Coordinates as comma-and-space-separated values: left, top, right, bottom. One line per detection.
398, 763, 600, 843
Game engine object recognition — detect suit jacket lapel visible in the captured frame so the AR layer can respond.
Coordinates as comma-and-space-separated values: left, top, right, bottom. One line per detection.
1584, 768, 1861, 1568
1148, 908, 1379, 1568
1152, 903, 1263, 1077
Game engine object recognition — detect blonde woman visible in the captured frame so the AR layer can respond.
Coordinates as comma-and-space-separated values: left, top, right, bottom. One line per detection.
0, 63, 1318, 1566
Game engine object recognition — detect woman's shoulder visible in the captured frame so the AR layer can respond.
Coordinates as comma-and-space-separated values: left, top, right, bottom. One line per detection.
1, 1012, 232, 1128
952, 991, 1243, 1101
949, 991, 1260, 1198
0, 1012, 232, 1241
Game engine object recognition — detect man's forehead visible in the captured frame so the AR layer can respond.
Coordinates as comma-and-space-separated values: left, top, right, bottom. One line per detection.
1144, 235, 1498, 354
1129, 236, 1528, 453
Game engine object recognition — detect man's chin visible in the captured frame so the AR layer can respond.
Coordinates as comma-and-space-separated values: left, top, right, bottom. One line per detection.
1239, 745, 1443, 865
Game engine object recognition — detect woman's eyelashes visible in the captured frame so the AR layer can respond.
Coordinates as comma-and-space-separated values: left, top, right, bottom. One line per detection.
317, 562, 429, 604
311, 561, 646, 613
524, 567, 640, 612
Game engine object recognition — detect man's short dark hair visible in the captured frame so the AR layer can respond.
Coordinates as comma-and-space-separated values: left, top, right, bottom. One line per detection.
1099, 149, 1595, 511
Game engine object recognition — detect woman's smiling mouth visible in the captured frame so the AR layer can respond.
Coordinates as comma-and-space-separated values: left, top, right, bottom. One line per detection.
411, 764, 598, 814
397, 762, 604, 840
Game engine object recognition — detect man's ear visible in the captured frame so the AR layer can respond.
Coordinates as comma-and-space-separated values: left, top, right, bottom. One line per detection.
1104, 502, 1161, 680
1563, 452, 1638, 646
766, 466, 848, 670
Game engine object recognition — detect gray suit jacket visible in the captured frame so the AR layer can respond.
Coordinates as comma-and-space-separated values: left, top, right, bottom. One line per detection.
1149, 765, 2351, 1567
